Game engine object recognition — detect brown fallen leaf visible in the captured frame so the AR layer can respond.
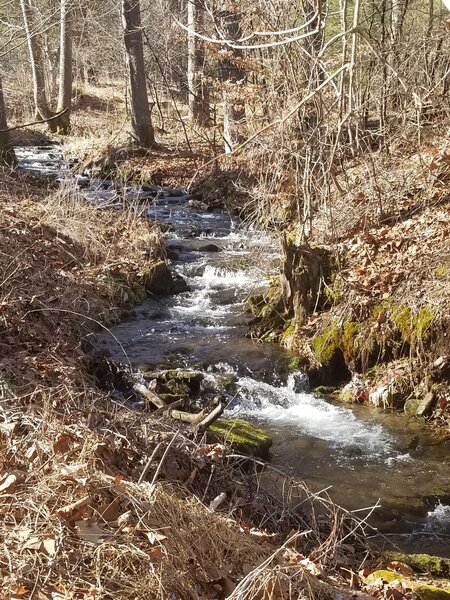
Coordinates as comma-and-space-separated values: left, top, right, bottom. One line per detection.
99, 496, 124, 522
9, 585, 28, 597
0, 473, 18, 494
57, 496, 92, 521
386, 561, 415, 577
75, 520, 109, 545
53, 434, 71, 454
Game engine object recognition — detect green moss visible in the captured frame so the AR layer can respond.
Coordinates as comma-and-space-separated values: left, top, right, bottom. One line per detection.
391, 305, 435, 344
341, 321, 360, 360
364, 570, 404, 584
280, 319, 297, 345
288, 356, 302, 371
433, 265, 449, 278
370, 299, 392, 322
311, 323, 341, 365
392, 305, 413, 340
323, 280, 342, 303
414, 585, 450, 600
383, 552, 450, 577
208, 419, 272, 458
416, 306, 435, 342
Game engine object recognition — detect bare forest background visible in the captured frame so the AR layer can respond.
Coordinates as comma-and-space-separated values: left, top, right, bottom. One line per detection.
2, 0, 450, 242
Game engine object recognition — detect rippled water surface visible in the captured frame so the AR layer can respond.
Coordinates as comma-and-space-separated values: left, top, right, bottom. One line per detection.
17, 145, 450, 555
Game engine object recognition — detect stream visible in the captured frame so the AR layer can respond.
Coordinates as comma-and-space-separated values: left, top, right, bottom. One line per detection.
16, 145, 450, 556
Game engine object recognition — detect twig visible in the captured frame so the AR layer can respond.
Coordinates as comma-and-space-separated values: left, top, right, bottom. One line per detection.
138, 442, 162, 484
0, 108, 68, 132
132, 382, 167, 409
149, 431, 179, 489
196, 401, 224, 431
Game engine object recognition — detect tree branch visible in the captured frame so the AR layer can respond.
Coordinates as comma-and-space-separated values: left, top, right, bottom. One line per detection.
0, 108, 68, 133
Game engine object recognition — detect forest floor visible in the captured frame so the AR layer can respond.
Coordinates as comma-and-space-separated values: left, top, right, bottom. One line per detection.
2, 84, 450, 599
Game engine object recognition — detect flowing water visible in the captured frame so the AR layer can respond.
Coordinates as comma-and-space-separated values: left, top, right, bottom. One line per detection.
16, 145, 450, 555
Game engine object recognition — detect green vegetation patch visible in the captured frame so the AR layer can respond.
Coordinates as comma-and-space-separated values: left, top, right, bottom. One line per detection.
364, 570, 404, 585
383, 552, 450, 577
414, 585, 450, 600
209, 419, 272, 459
311, 323, 341, 365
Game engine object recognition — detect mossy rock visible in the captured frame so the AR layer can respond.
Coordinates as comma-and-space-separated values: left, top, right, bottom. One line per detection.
143, 369, 203, 400
208, 419, 272, 459
364, 570, 404, 585
414, 586, 450, 600
383, 552, 450, 577
144, 261, 188, 295
404, 398, 422, 416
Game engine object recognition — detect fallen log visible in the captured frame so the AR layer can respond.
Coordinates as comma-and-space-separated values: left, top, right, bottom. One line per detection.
197, 401, 224, 431
169, 407, 208, 424
132, 382, 167, 409
169, 401, 225, 430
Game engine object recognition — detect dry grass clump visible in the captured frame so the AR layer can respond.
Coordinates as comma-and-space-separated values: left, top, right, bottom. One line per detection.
0, 380, 373, 600
0, 168, 164, 390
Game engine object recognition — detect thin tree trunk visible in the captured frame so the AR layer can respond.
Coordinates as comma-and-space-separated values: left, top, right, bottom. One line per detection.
219, 10, 245, 153
121, 0, 155, 148
20, 0, 57, 130
0, 76, 16, 166
56, 0, 73, 134
187, 0, 210, 125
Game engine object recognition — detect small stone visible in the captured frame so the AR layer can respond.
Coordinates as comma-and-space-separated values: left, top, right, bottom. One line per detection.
404, 398, 421, 416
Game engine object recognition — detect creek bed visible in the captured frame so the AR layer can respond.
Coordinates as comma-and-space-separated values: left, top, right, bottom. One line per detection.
17, 144, 450, 556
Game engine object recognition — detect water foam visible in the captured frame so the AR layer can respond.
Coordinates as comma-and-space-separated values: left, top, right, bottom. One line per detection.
231, 376, 393, 456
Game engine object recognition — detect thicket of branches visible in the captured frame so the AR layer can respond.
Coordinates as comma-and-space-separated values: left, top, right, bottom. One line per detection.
1, 0, 450, 236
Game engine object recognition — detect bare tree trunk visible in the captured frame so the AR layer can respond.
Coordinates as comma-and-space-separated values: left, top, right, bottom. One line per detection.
389, 0, 408, 107
303, 0, 326, 87
187, 0, 210, 125
0, 77, 16, 166
219, 10, 245, 153
56, 0, 73, 134
121, 0, 155, 148
20, 0, 57, 130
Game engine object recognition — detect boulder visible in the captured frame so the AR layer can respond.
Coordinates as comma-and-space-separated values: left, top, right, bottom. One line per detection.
143, 369, 203, 401
404, 398, 421, 416
208, 419, 272, 459
144, 261, 188, 295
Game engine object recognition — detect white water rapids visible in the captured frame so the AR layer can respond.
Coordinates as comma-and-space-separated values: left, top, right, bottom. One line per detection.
15, 144, 450, 555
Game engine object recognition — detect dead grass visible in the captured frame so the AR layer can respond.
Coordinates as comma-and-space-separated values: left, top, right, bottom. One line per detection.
0, 168, 164, 391
0, 379, 375, 600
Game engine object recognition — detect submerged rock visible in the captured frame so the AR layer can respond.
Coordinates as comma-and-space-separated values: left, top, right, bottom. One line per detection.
208, 418, 272, 459
287, 371, 310, 393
